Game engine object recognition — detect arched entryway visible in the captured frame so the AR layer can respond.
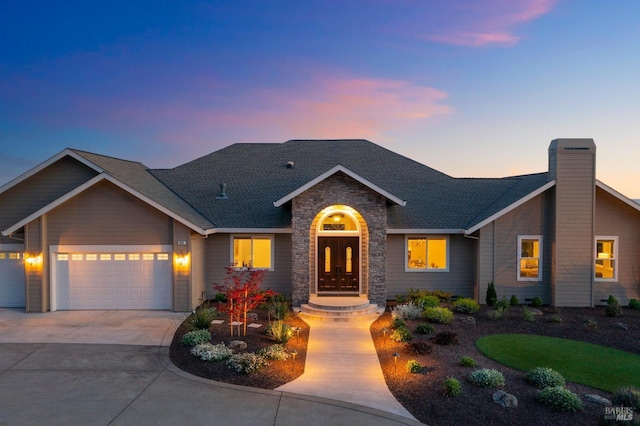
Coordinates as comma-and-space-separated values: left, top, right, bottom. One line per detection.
311, 206, 367, 295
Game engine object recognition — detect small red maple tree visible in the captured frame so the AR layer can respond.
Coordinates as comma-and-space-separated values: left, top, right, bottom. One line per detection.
213, 265, 274, 336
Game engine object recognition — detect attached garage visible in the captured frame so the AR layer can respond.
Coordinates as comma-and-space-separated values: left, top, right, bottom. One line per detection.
51, 245, 173, 311
0, 244, 25, 308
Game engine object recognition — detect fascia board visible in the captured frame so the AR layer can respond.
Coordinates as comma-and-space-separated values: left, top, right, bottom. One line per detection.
273, 165, 406, 207
466, 180, 556, 235
596, 180, 640, 212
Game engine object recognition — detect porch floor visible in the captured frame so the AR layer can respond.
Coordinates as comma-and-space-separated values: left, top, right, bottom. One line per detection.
275, 315, 416, 420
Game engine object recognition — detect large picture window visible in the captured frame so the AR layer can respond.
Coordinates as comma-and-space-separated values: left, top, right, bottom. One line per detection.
232, 236, 273, 269
595, 237, 617, 281
518, 235, 542, 281
406, 236, 448, 271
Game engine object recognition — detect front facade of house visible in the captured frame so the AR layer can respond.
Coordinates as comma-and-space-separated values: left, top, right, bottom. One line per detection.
1, 138, 639, 313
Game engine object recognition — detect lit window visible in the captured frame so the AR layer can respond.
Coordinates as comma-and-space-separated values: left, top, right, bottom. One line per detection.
595, 237, 617, 281
9, 252, 21, 260
518, 236, 542, 281
0, 253, 5, 259
114, 254, 126, 261
100, 254, 111, 261
86, 254, 97, 261
233, 236, 273, 269
321, 213, 358, 231
143, 253, 154, 260
71, 254, 83, 261
57, 254, 69, 261
157, 253, 169, 261
406, 236, 448, 271
128, 253, 140, 260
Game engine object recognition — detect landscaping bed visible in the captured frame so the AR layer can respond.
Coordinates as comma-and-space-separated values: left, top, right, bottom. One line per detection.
169, 310, 309, 389
372, 304, 640, 426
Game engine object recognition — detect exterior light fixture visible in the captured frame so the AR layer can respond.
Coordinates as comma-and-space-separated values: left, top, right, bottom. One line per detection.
25, 253, 42, 267
291, 349, 298, 373
291, 326, 301, 345
175, 252, 189, 267
382, 327, 387, 347
393, 352, 399, 373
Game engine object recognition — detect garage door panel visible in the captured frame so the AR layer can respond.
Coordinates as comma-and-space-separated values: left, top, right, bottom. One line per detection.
55, 251, 172, 310
0, 252, 25, 308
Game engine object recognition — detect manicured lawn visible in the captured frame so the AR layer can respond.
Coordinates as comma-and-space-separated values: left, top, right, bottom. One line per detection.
476, 333, 640, 392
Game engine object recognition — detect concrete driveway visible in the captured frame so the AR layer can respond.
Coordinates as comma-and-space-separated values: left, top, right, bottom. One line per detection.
0, 310, 423, 425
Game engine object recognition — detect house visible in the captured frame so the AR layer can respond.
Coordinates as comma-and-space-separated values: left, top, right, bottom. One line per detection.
1, 138, 639, 313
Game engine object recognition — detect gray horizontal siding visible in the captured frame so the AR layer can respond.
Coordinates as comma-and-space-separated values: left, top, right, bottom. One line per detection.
386, 234, 476, 299
204, 233, 292, 299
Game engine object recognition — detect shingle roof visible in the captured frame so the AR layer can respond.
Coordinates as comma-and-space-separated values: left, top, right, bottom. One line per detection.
70, 149, 214, 230
149, 140, 552, 231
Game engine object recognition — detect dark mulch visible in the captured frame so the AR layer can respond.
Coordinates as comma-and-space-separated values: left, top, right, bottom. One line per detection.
169, 311, 309, 389
372, 305, 640, 426
170, 304, 639, 426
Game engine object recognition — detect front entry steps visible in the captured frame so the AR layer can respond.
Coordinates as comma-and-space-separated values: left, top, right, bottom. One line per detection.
297, 295, 384, 322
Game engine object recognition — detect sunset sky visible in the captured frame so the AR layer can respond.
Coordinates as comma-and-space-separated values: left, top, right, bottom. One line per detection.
1, 1, 639, 198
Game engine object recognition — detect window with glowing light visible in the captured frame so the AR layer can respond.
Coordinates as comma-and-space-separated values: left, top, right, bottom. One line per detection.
518, 235, 542, 281
406, 236, 448, 271
595, 237, 617, 281
232, 236, 273, 269
321, 213, 357, 231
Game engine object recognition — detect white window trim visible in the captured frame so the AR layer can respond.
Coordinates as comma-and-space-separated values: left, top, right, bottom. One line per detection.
230, 234, 275, 271
404, 235, 450, 272
595, 236, 618, 282
517, 235, 543, 282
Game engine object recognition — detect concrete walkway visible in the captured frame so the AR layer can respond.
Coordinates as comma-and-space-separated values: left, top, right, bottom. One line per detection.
0, 309, 424, 425
277, 318, 417, 420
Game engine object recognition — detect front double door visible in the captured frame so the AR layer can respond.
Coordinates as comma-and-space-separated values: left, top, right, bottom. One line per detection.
317, 237, 359, 292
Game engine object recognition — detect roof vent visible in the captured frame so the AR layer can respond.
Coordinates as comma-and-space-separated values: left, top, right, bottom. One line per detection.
216, 183, 228, 200
286, 161, 294, 169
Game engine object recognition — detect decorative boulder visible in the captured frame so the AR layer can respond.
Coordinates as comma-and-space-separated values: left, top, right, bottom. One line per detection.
458, 316, 477, 325
529, 308, 544, 316
613, 322, 628, 331
228, 340, 248, 351
246, 312, 259, 321
493, 390, 518, 408
585, 394, 612, 406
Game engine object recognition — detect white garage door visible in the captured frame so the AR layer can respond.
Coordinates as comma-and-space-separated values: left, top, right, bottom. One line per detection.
0, 245, 25, 308
53, 247, 172, 310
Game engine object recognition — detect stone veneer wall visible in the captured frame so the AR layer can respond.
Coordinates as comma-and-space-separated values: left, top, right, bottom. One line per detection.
291, 173, 388, 306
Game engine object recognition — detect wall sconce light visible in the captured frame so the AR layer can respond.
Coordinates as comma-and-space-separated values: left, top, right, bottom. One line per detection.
175, 252, 190, 267
25, 252, 42, 267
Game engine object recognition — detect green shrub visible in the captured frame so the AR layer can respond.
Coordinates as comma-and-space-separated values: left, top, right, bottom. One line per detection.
468, 368, 505, 389
408, 341, 433, 355
406, 359, 422, 374
258, 344, 290, 361
509, 295, 519, 306
526, 367, 566, 389
452, 298, 480, 314
214, 292, 227, 303
186, 304, 217, 331
395, 294, 406, 303
495, 298, 509, 312
417, 295, 440, 308
611, 386, 640, 411
606, 304, 622, 317
608, 295, 619, 306
486, 282, 497, 306
531, 296, 543, 307
433, 331, 458, 345
583, 318, 598, 330
423, 306, 453, 324
226, 352, 268, 374
408, 288, 452, 302
487, 309, 504, 320
629, 298, 640, 310
415, 322, 435, 335
522, 305, 535, 322
443, 377, 462, 397
191, 342, 233, 362
181, 329, 212, 346
391, 316, 406, 329
536, 386, 583, 412
390, 325, 413, 342
266, 320, 291, 344
549, 314, 563, 323
459, 356, 477, 367
268, 299, 292, 321
392, 301, 423, 320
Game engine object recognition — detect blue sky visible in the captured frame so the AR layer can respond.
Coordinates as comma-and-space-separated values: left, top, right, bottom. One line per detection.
1, 0, 639, 197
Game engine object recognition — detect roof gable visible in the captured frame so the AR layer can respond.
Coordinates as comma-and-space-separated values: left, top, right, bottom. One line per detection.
273, 165, 406, 207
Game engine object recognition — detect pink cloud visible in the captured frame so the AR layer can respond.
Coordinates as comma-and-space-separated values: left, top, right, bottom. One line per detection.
417, 0, 558, 47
